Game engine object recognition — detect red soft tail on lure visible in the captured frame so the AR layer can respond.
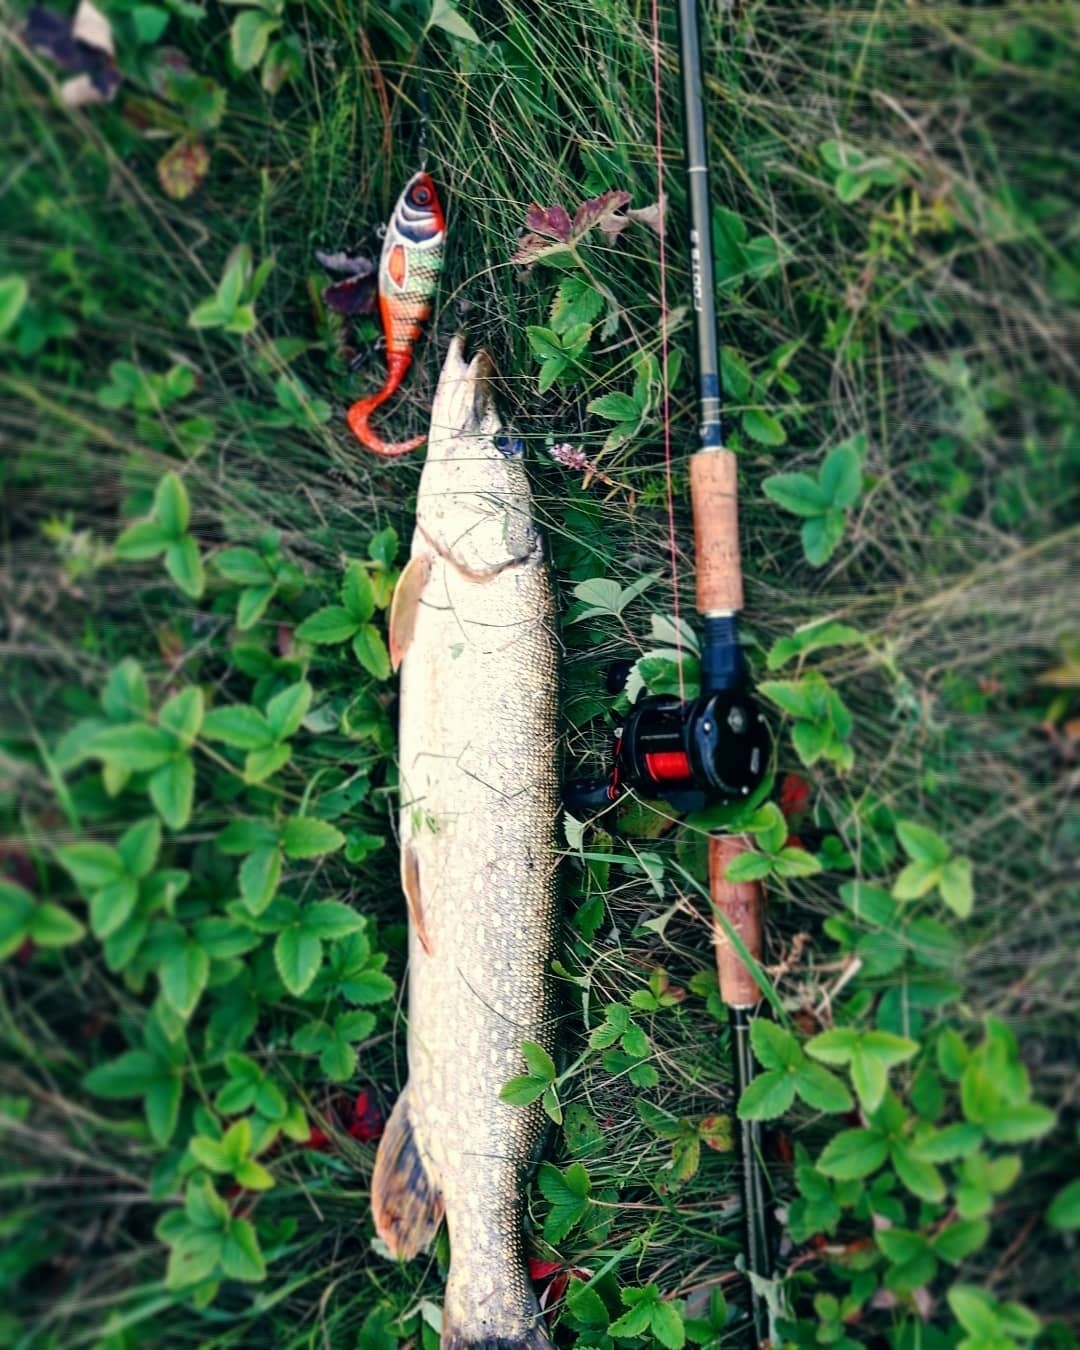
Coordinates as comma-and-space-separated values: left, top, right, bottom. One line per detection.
347, 172, 445, 457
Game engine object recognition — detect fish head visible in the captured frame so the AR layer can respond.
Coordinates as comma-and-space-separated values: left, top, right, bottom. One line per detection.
392, 172, 446, 246
418, 335, 540, 576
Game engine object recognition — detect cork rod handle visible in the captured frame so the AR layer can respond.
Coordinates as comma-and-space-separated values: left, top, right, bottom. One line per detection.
690, 449, 744, 616
709, 834, 765, 1009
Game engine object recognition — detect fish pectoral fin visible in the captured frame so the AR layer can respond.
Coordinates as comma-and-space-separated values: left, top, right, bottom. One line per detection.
370, 1086, 444, 1259
389, 552, 434, 671
402, 845, 433, 956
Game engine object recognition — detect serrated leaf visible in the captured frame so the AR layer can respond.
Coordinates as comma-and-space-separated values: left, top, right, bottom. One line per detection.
154, 473, 191, 538
274, 926, 322, 995
737, 1068, 796, 1120
341, 561, 376, 623
295, 605, 358, 644
353, 624, 391, 680
165, 536, 205, 599
244, 743, 291, 783
202, 705, 272, 749
160, 938, 209, 1019
743, 408, 786, 446
279, 817, 345, 859
150, 755, 195, 830
265, 681, 311, 740
817, 1128, 889, 1179
240, 843, 282, 915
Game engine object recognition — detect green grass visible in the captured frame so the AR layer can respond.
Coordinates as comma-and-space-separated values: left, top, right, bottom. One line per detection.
1, 1, 1078, 1347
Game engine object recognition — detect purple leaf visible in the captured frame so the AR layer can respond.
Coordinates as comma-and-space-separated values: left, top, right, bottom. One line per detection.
571, 189, 631, 239
322, 275, 377, 316
525, 203, 572, 242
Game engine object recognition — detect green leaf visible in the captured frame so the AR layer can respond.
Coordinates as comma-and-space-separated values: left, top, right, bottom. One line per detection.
244, 743, 291, 783
723, 850, 773, 882
160, 938, 209, 1019
231, 8, 277, 70
499, 1075, 547, 1108
749, 1018, 800, 1070
240, 843, 282, 914
28, 902, 85, 948
202, 705, 272, 749
1048, 1178, 1080, 1231
154, 472, 190, 538
983, 1103, 1056, 1144
236, 585, 275, 630
526, 326, 564, 363
145, 1073, 182, 1144
795, 1061, 855, 1114
817, 1128, 889, 1179
550, 277, 604, 333
426, 0, 480, 43
114, 519, 170, 560
280, 817, 346, 859
353, 624, 391, 680
537, 1161, 591, 1243
737, 1069, 796, 1120
265, 681, 311, 740
342, 561, 376, 624
339, 967, 396, 1005
150, 755, 195, 830
166, 1229, 222, 1288
588, 391, 642, 422
896, 819, 950, 865
932, 1219, 990, 1264
221, 1218, 266, 1281
650, 1302, 686, 1350
801, 511, 846, 567
891, 1140, 946, 1202
84, 1050, 159, 1098
274, 926, 322, 996
939, 857, 974, 917
118, 817, 162, 879
159, 687, 204, 745
301, 900, 365, 940
89, 876, 138, 938
0, 275, 29, 337
56, 841, 125, 891
743, 408, 787, 446
214, 547, 270, 586
767, 620, 865, 670
763, 472, 826, 517
90, 723, 175, 771
521, 1040, 556, 1081
164, 537, 204, 598
893, 858, 941, 901
295, 606, 359, 644
819, 445, 862, 508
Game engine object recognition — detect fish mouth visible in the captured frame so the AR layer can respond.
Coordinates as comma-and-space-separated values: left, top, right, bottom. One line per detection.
434, 333, 498, 438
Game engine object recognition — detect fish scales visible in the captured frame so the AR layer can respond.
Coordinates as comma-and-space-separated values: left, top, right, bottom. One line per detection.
372, 336, 560, 1350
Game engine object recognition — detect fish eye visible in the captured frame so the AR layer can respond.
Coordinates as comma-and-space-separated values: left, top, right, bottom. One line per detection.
411, 184, 432, 206
495, 434, 524, 458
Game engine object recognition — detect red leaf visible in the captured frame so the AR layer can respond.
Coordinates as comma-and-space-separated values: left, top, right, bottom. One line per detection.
779, 772, 811, 821
156, 138, 209, 201
322, 274, 377, 316
305, 1126, 332, 1152
571, 189, 631, 238
525, 203, 572, 241
346, 1089, 385, 1142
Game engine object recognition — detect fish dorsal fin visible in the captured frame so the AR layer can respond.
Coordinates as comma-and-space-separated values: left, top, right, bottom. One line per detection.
389, 552, 433, 671
370, 1086, 444, 1258
401, 844, 432, 956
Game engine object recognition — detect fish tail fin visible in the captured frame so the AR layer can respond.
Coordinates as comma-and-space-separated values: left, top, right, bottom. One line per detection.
441, 1284, 554, 1350
370, 1085, 444, 1258
347, 351, 425, 457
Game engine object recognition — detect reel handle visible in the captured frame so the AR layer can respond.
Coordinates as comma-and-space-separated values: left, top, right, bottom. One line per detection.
709, 833, 764, 1009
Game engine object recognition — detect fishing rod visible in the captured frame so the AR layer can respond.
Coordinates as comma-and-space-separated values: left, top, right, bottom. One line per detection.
566, 0, 774, 1340
676, 1, 774, 1339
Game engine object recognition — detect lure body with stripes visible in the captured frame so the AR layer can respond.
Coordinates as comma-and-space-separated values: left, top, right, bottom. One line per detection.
347, 172, 445, 456
371, 336, 559, 1350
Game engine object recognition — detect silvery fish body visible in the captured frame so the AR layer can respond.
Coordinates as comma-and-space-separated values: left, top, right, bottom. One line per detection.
371, 336, 559, 1350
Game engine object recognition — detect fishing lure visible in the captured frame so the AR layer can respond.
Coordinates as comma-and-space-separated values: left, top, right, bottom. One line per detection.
347, 172, 445, 457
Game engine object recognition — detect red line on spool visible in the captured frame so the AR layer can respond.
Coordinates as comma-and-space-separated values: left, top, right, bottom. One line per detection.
644, 750, 692, 786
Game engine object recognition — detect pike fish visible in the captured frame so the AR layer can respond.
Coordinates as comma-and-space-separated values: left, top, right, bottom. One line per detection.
347, 171, 446, 457
371, 335, 560, 1349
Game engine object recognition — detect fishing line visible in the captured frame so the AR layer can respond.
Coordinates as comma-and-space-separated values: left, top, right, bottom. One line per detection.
650, 0, 686, 706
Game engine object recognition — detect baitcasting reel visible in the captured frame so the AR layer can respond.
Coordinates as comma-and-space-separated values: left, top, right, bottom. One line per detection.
566, 617, 770, 817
